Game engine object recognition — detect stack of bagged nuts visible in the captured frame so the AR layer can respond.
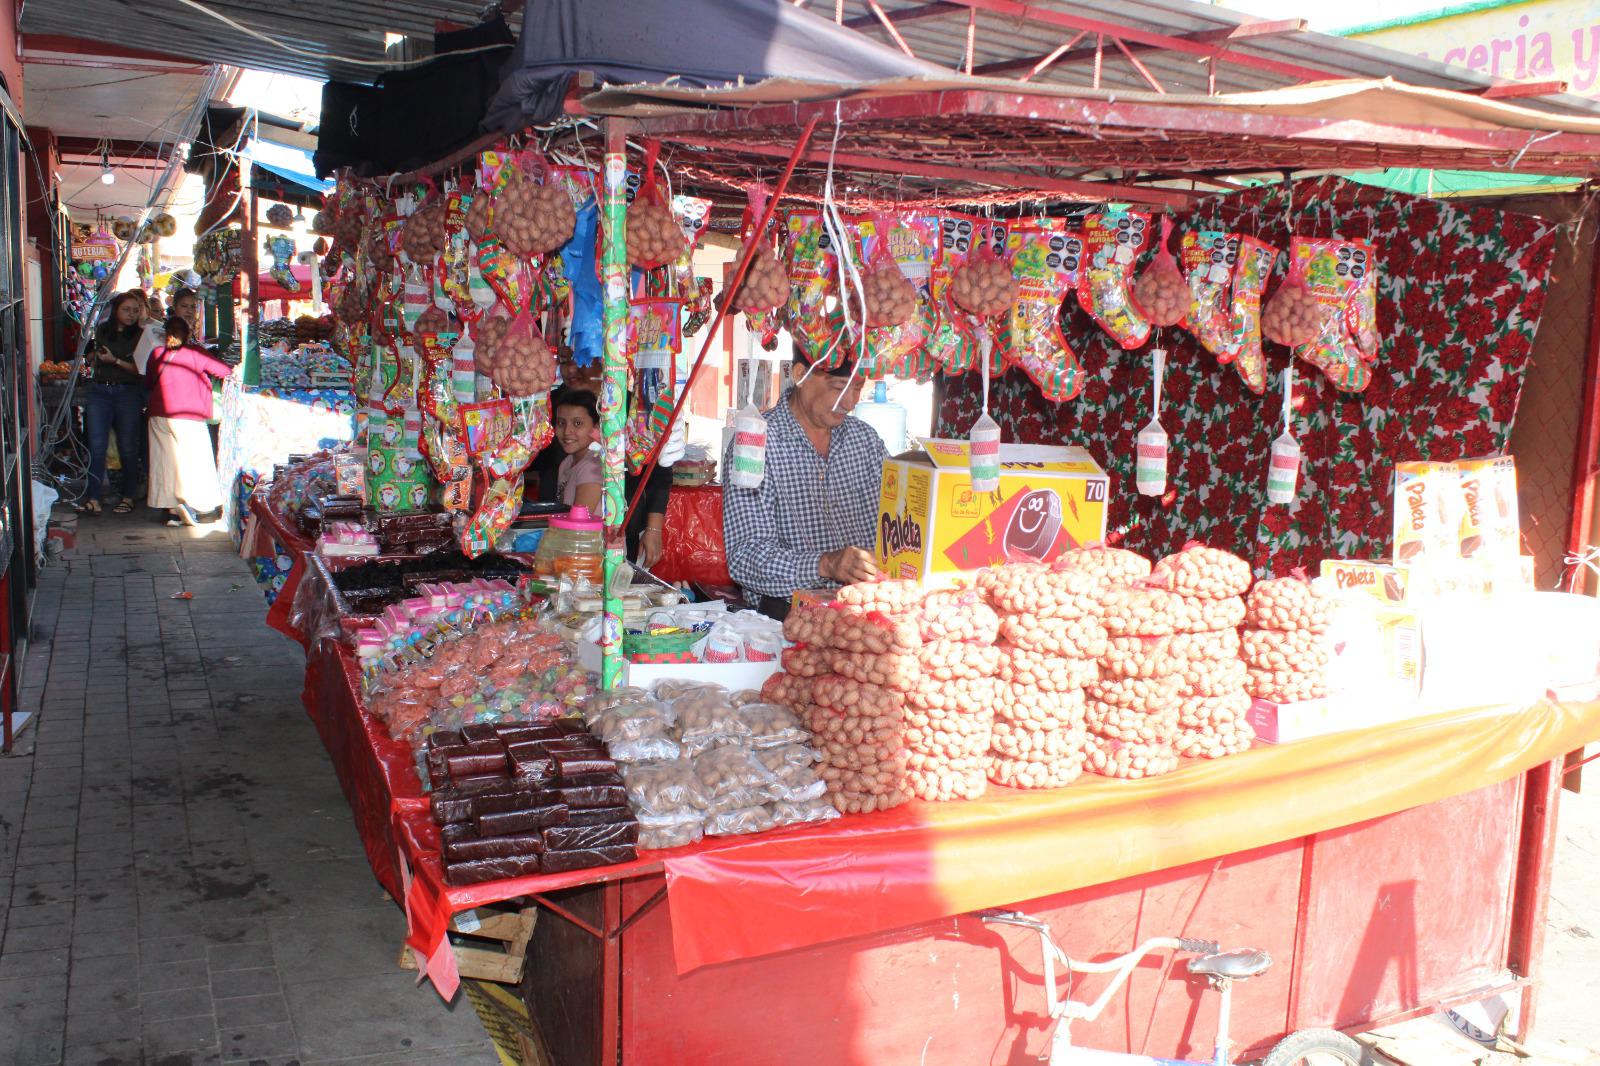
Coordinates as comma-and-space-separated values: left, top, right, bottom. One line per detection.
1086, 583, 1185, 779
1153, 546, 1256, 759
1242, 576, 1334, 704
980, 562, 1106, 789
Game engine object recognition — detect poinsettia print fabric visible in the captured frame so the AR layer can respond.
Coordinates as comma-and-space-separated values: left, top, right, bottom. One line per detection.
936, 177, 1558, 574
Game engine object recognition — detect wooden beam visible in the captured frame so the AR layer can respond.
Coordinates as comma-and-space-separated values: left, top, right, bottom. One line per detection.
666, 134, 1198, 208
975, 17, 1307, 78
843, 1, 960, 30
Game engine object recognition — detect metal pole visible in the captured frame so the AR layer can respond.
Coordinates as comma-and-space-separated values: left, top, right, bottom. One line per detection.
598, 118, 631, 690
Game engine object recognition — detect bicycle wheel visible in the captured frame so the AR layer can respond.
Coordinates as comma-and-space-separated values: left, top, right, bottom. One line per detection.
1259, 1028, 1370, 1066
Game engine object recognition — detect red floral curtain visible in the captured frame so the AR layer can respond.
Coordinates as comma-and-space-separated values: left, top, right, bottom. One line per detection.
935, 177, 1559, 574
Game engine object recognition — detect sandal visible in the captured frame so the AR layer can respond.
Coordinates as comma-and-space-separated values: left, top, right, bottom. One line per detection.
113, 498, 134, 514
165, 506, 198, 528
81, 499, 102, 516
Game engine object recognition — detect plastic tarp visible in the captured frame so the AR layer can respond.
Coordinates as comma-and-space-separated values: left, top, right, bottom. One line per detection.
483, 0, 938, 132
654, 484, 732, 587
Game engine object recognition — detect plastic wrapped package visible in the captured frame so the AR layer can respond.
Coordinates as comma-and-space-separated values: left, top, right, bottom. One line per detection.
753, 743, 827, 802
768, 796, 840, 827
621, 759, 709, 817
694, 746, 781, 810
738, 702, 808, 749
637, 812, 705, 850
673, 684, 753, 755
706, 804, 779, 837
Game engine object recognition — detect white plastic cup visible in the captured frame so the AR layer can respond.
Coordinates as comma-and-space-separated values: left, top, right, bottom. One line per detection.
702, 624, 744, 664
744, 631, 782, 663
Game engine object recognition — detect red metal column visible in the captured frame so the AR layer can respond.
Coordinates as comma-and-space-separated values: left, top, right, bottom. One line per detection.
602, 880, 623, 1066
1564, 231, 1600, 594
1508, 759, 1563, 1043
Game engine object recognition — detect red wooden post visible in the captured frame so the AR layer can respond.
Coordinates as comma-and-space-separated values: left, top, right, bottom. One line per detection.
1508, 759, 1563, 1043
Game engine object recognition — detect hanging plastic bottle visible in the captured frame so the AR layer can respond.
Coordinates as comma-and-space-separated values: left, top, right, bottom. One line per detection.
969, 329, 1002, 494
1136, 348, 1169, 496
1267, 365, 1302, 505
728, 402, 768, 489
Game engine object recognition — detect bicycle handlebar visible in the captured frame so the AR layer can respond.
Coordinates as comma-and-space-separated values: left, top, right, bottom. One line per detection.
1178, 938, 1221, 955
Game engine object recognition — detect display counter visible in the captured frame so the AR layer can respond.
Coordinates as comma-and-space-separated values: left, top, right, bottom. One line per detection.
299, 631, 1596, 1028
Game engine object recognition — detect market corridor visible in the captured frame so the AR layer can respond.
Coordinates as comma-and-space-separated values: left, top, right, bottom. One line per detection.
0, 510, 496, 1065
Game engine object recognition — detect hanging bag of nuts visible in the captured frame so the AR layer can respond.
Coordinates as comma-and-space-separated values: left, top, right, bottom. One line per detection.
625, 142, 687, 271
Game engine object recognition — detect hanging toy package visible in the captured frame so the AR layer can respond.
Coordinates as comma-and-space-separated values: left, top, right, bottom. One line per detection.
782, 210, 844, 365
1003, 221, 1085, 400
1290, 237, 1375, 392
626, 298, 684, 471
728, 403, 768, 489
267, 235, 301, 294
1136, 348, 1169, 497
1266, 367, 1301, 505
415, 329, 472, 513
1179, 230, 1242, 364
969, 331, 1002, 495
399, 266, 430, 337
859, 213, 937, 379
1078, 209, 1153, 350
1227, 237, 1279, 394
1348, 251, 1380, 361
1130, 218, 1187, 328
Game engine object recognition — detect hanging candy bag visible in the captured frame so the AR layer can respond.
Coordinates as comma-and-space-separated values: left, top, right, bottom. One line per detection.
858, 212, 936, 379
626, 144, 687, 270
782, 209, 844, 365
1288, 237, 1373, 392
1348, 249, 1380, 362
1003, 221, 1085, 401
1180, 230, 1242, 364
1078, 209, 1153, 350
439, 189, 475, 314
1227, 236, 1279, 394
925, 213, 983, 373
491, 304, 558, 398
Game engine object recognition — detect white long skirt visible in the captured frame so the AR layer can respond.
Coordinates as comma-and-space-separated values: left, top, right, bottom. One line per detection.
147, 415, 222, 513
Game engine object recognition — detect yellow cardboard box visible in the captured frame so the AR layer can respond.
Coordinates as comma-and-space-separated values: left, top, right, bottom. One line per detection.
876, 439, 1109, 583
1454, 454, 1520, 560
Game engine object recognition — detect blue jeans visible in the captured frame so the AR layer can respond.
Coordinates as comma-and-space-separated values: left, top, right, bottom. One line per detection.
84, 382, 147, 500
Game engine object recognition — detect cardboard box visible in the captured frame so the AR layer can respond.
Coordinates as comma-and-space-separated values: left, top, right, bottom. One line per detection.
1319, 560, 1412, 604
1455, 454, 1520, 560
876, 440, 1108, 583
1392, 461, 1461, 565
1320, 555, 1534, 604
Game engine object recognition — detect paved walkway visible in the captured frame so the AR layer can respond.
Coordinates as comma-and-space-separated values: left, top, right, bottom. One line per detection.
0, 510, 497, 1065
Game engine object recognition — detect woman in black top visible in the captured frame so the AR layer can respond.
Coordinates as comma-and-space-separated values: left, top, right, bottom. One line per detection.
528, 442, 672, 568
83, 291, 150, 514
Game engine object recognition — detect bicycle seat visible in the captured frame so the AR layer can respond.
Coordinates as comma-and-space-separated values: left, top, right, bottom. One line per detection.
1187, 949, 1272, 980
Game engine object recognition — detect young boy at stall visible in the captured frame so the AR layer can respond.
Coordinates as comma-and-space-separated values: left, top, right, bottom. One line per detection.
552, 387, 602, 513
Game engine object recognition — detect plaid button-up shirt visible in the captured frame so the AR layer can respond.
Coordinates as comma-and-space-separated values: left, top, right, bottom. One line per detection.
722, 393, 889, 600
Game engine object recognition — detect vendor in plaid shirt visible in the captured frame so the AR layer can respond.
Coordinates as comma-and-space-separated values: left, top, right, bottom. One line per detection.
723, 351, 888, 620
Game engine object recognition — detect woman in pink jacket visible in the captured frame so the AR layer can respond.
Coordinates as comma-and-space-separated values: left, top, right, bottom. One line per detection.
145, 316, 232, 526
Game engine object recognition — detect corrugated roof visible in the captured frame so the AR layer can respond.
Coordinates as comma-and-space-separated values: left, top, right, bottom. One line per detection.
18, 0, 498, 85
831, 0, 1600, 120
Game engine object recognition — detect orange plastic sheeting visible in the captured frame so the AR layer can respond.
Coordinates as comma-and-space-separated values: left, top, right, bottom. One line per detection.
661, 699, 1600, 973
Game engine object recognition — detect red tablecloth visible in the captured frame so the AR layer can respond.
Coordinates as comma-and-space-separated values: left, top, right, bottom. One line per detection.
655, 483, 730, 586
298, 633, 1600, 993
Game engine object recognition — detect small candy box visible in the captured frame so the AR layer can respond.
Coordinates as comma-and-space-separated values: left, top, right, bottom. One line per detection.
1392, 461, 1462, 565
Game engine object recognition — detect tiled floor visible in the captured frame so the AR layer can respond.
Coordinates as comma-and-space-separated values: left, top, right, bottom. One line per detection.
0, 510, 497, 1066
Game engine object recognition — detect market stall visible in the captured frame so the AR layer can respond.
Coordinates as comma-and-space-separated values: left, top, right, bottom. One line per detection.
247, 2, 1600, 1062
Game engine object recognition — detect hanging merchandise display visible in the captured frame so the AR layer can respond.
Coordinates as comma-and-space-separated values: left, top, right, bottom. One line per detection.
729, 403, 768, 489
415, 325, 473, 513
1136, 348, 1169, 497
1003, 221, 1084, 400
267, 234, 302, 294
626, 297, 684, 470
1226, 236, 1279, 394
625, 149, 687, 270
1261, 245, 1321, 349
1078, 208, 1153, 350
856, 213, 936, 378
1179, 230, 1241, 365
1266, 366, 1301, 505
968, 332, 1001, 494
402, 189, 449, 267
782, 209, 844, 364
1286, 237, 1378, 393
1131, 218, 1188, 328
